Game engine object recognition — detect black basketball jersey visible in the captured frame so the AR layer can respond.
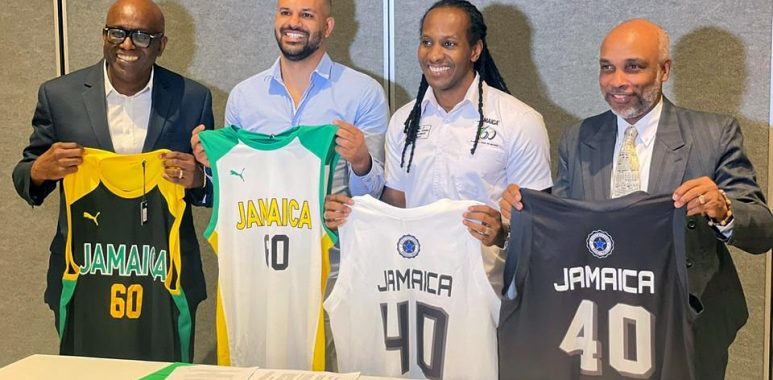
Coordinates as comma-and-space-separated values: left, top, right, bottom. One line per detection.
498, 190, 697, 380
60, 148, 191, 362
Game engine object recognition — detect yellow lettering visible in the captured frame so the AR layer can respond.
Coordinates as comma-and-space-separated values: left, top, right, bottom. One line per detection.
268, 198, 282, 226
282, 198, 289, 226
289, 199, 300, 227
259, 199, 270, 226
237, 198, 312, 230
236, 201, 246, 230
297, 201, 312, 229
247, 200, 261, 228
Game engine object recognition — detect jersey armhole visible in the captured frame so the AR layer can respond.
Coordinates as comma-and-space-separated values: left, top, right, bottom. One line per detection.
322, 234, 351, 313
199, 128, 239, 243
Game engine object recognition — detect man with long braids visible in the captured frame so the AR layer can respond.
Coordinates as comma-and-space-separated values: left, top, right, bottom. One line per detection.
325, 0, 552, 292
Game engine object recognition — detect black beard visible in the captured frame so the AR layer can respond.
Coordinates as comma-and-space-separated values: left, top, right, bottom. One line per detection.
279, 43, 319, 61
276, 28, 322, 62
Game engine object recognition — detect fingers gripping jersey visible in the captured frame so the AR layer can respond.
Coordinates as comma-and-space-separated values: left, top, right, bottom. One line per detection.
200, 125, 338, 370
499, 190, 696, 380
61, 148, 190, 361
325, 195, 501, 380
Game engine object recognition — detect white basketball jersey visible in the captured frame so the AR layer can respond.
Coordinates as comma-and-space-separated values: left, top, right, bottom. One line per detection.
324, 195, 500, 379
200, 125, 338, 370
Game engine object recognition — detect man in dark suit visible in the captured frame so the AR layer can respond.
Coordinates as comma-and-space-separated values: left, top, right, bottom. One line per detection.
12, 0, 212, 359
501, 18, 772, 379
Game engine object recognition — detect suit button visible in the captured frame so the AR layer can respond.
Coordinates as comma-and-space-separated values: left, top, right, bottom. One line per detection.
687, 220, 697, 229
686, 259, 694, 268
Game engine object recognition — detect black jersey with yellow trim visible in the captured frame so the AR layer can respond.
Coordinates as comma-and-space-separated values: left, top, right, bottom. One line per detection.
60, 148, 192, 362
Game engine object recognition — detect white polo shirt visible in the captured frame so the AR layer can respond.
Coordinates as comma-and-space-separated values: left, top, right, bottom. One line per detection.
385, 75, 553, 209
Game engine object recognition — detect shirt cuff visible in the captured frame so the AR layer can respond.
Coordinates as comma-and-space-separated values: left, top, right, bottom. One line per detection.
713, 218, 734, 241
505, 279, 518, 300
347, 154, 385, 198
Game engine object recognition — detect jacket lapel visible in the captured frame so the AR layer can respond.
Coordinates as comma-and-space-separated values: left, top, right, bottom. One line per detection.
648, 98, 689, 194
579, 112, 616, 200
142, 66, 171, 152
82, 62, 115, 151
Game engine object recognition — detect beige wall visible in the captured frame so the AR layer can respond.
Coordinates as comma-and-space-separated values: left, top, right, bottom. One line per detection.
1, 1, 770, 379
1, 0, 61, 362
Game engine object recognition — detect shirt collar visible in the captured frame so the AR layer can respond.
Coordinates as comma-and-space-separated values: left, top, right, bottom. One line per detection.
103, 61, 154, 97
270, 52, 334, 84
616, 97, 662, 147
421, 73, 481, 115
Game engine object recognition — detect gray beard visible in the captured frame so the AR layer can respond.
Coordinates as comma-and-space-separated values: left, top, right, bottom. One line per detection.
608, 87, 661, 121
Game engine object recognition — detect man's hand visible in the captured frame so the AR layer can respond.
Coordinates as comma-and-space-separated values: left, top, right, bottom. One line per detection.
333, 120, 371, 176
30, 142, 84, 185
162, 151, 203, 189
190, 124, 210, 167
323, 194, 354, 230
499, 184, 524, 224
673, 176, 731, 220
463, 205, 506, 247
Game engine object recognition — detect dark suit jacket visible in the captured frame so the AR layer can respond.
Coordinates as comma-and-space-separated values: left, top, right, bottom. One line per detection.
553, 98, 773, 379
12, 61, 214, 317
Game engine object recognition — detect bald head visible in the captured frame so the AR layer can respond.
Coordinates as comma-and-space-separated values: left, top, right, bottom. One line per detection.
106, 0, 165, 33
603, 18, 670, 64
598, 18, 672, 124
103, 0, 167, 96
276, 0, 331, 17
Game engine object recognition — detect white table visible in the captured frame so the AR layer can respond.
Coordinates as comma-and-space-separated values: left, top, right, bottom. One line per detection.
0, 354, 403, 380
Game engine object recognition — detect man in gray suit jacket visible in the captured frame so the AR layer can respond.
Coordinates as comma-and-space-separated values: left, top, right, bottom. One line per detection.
11, 0, 212, 359
501, 19, 772, 379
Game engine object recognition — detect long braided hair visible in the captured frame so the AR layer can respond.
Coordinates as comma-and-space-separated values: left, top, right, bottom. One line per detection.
400, 0, 510, 172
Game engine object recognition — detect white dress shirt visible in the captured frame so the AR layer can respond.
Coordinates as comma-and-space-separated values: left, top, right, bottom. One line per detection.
103, 64, 153, 154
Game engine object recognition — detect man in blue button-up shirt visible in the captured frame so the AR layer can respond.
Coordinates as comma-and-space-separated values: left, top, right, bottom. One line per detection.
189, 0, 388, 370
192, 0, 388, 197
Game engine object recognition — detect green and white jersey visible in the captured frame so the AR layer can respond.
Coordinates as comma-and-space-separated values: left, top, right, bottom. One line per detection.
200, 125, 338, 370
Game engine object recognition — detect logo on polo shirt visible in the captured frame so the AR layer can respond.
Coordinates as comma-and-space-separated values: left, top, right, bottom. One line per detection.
478, 126, 497, 141
483, 117, 500, 126
417, 125, 432, 139
472, 124, 502, 148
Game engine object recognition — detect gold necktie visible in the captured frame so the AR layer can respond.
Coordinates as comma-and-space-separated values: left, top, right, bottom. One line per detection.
612, 126, 640, 198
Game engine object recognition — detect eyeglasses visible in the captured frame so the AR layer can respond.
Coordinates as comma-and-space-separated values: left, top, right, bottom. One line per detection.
103, 27, 163, 48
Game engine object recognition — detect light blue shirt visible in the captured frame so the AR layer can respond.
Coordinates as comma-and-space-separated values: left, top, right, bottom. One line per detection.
225, 53, 388, 196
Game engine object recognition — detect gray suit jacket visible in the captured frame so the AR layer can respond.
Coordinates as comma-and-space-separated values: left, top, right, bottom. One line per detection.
12, 61, 214, 318
554, 98, 773, 379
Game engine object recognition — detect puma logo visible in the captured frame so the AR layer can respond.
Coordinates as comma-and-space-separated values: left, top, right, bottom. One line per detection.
83, 211, 101, 226
230, 168, 245, 182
